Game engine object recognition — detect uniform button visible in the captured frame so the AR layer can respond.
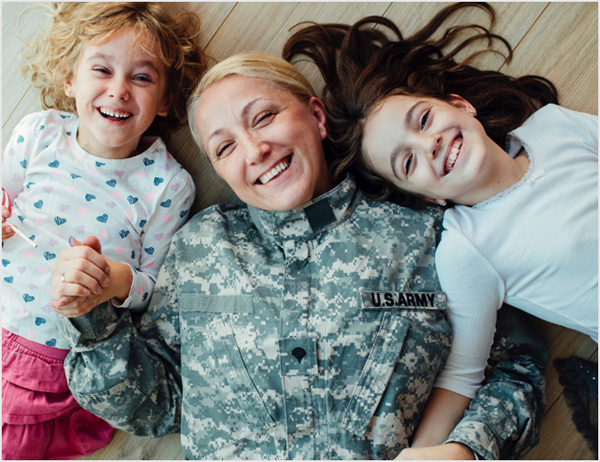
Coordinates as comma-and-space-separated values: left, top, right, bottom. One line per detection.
292, 347, 307, 363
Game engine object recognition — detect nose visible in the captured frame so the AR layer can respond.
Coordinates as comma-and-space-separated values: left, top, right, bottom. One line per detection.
415, 133, 441, 160
108, 77, 129, 102
242, 133, 270, 165
427, 133, 442, 160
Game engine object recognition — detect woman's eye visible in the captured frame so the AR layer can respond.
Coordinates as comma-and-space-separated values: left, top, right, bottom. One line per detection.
216, 142, 233, 159
420, 110, 431, 130
254, 111, 274, 127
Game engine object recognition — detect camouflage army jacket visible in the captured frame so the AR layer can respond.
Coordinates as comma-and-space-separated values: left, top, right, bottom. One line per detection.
59, 177, 543, 459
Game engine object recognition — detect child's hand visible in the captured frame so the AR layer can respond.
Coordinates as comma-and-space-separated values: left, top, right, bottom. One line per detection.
2, 206, 15, 240
53, 236, 111, 295
396, 443, 474, 460
51, 235, 133, 317
51, 236, 111, 316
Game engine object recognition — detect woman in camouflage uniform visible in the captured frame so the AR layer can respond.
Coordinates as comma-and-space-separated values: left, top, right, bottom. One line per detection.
55, 53, 546, 460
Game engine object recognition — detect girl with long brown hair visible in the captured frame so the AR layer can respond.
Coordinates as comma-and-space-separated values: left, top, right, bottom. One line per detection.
284, 2, 597, 456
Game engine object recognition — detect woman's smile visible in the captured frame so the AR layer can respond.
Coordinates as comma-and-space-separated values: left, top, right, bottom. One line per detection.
257, 156, 292, 185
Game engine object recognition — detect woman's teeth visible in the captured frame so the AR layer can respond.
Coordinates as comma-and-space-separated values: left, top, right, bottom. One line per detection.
259, 159, 290, 184
99, 108, 131, 120
446, 138, 462, 173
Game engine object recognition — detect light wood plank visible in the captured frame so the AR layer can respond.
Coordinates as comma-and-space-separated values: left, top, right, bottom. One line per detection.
2, 2, 51, 126
78, 430, 183, 460
535, 320, 598, 409
1, 3, 597, 460
526, 391, 596, 460
502, 2, 598, 114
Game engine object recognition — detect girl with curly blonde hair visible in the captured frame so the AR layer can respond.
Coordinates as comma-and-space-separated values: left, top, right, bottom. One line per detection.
2, 3, 207, 458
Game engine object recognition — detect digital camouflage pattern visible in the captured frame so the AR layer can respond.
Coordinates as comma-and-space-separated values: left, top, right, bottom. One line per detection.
59, 177, 546, 459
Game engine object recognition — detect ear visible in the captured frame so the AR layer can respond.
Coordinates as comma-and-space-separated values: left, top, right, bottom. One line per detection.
449, 94, 476, 116
158, 93, 173, 117
64, 80, 73, 98
309, 96, 328, 140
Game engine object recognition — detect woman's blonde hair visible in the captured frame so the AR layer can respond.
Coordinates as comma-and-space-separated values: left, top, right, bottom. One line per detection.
187, 52, 317, 150
22, 2, 208, 139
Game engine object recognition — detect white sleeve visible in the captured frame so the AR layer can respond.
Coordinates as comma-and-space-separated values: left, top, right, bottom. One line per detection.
2, 112, 46, 202
115, 167, 195, 311
552, 105, 598, 155
433, 228, 505, 398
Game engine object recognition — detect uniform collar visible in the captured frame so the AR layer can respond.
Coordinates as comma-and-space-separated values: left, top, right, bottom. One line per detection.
248, 175, 360, 241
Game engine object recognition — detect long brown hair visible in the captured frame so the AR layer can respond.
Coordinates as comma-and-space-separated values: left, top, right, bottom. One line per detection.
283, 2, 558, 209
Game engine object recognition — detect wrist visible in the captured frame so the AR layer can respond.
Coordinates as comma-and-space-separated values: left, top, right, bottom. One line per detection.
445, 442, 475, 459
107, 260, 133, 303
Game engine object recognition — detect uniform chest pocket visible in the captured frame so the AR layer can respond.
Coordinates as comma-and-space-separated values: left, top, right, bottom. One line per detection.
341, 310, 451, 450
179, 293, 275, 457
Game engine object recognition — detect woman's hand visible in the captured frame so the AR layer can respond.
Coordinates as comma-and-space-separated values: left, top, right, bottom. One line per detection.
2, 206, 15, 240
51, 236, 132, 317
396, 443, 474, 460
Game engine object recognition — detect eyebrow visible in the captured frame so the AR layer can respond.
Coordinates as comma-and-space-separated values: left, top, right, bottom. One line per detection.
85, 52, 161, 74
406, 100, 426, 126
205, 97, 262, 145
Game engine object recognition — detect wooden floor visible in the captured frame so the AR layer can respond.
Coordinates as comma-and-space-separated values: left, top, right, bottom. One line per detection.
3, 2, 598, 460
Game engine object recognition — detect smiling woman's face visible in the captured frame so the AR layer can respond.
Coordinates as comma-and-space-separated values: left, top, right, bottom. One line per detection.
362, 94, 502, 206
195, 74, 331, 211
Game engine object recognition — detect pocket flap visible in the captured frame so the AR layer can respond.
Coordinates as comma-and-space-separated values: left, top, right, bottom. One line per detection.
341, 312, 409, 437
180, 293, 255, 314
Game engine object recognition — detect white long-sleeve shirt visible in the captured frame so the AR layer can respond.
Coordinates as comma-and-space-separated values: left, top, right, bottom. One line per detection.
434, 104, 598, 398
2, 110, 195, 349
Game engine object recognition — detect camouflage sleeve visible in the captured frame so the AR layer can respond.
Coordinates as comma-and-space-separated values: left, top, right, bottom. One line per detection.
445, 305, 549, 459
58, 240, 183, 438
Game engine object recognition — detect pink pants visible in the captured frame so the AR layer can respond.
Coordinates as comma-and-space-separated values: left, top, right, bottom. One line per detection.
2, 329, 114, 459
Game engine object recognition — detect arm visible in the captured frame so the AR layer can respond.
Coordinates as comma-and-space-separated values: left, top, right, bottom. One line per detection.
397, 229, 502, 458
51, 168, 194, 315
446, 305, 548, 459
408, 387, 471, 448
57, 234, 184, 437
396, 306, 548, 460
122, 168, 195, 310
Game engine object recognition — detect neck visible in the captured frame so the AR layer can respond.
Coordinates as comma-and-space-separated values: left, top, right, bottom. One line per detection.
478, 147, 529, 205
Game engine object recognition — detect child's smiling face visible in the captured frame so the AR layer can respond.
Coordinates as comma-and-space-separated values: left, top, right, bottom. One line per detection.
362, 94, 506, 206
65, 27, 171, 159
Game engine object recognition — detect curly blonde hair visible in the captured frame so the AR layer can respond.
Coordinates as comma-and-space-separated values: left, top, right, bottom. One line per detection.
21, 2, 208, 139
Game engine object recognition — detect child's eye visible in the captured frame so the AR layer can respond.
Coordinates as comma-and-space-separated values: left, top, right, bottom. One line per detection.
420, 110, 431, 130
133, 75, 152, 83
92, 67, 110, 74
404, 153, 414, 176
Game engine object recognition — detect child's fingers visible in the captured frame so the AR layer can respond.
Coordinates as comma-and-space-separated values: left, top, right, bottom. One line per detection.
51, 298, 96, 318
59, 245, 111, 275
2, 224, 15, 240
2, 205, 11, 219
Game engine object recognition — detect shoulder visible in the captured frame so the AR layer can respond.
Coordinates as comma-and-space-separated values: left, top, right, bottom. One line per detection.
518, 104, 597, 136
135, 138, 196, 192
15, 109, 75, 131
357, 196, 443, 230
9, 110, 76, 150
180, 203, 250, 237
